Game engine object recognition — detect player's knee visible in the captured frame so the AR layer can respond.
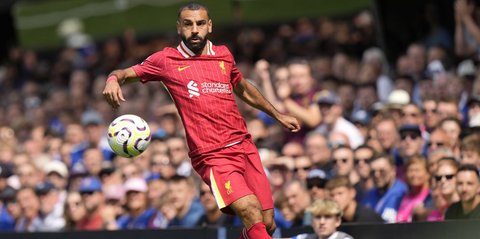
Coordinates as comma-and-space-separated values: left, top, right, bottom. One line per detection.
235, 201, 263, 222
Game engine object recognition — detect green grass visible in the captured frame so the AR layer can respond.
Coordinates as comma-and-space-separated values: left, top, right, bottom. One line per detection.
14, 0, 371, 50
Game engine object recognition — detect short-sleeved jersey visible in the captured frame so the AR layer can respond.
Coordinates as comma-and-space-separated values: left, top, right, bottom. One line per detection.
132, 40, 248, 159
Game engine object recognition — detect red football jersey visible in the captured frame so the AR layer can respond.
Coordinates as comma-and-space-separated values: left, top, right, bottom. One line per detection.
132, 40, 249, 158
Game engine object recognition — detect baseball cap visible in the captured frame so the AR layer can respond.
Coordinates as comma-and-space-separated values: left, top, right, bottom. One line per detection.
44, 160, 68, 178
0, 163, 13, 178
151, 129, 167, 141
124, 177, 148, 193
457, 59, 476, 78
399, 124, 421, 135
35, 181, 56, 195
99, 161, 115, 177
307, 169, 328, 180
387, 89, 410, 108
81, 110, 103, 126
79, 177, 103, 193
70, 163, 88, 178
306, 169, 329, 189
469, 113, 480, 128
316, 90, 340, 105
468, 95, 480, 107
351, 110, 370, 126
0, 186, 16, 203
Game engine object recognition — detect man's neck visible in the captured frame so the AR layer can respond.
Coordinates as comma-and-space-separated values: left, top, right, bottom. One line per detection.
462, 195, 480, 214
131, 206, 146, 218
379, 179, 395, 195
344, 201, 357, 221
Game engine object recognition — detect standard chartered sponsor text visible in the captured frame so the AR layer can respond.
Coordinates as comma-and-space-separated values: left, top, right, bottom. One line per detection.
201, 82, 231, 94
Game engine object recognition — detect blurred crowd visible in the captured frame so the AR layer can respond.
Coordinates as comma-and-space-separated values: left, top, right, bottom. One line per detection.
2, 0, 480, 233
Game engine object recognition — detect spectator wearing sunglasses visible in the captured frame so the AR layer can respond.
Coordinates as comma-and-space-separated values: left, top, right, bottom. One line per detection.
306, 169, 330, 200
331, 146, 364, 200
353, 145, 375, 194
427, 158, 459, 221
427, 128, 451, 156
396, 124, 425, 181
445, 164, 480, 220
362, 155, 407, 223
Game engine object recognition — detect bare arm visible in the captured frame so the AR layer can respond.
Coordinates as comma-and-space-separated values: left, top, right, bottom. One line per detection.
282, 98, 322, 128
102, 67, 140, 109
233, 78, 300, 132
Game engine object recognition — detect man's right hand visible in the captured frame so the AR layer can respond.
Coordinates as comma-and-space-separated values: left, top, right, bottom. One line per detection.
102, 76, 126, 109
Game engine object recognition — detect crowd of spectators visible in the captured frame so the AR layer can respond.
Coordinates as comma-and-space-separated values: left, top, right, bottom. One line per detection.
1, 0, 480, 234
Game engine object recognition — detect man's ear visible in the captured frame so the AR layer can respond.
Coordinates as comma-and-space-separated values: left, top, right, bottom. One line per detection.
208, 19, 212, 33
176, 21, 181, 34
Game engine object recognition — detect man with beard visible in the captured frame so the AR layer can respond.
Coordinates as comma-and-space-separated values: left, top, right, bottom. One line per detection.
445, 164, 480, 219
102, 3, 300, 238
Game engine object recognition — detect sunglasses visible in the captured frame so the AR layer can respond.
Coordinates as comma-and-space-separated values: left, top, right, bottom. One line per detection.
434, 174, 455, 182
400, 133, 420, 141
354, 158, 372, 165
333, 158, 349, 164
294, 166, 312, 172
370, 169, 387, 176
401, 112, 419, 117
80, 191, 96, 196
306, 179, 327, 189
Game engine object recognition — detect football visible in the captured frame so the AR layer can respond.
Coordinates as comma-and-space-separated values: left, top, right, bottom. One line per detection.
107, 114, 151, 158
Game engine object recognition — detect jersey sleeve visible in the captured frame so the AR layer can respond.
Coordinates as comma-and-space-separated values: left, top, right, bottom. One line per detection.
225, 48, 243, 87
131, 52, 166, 83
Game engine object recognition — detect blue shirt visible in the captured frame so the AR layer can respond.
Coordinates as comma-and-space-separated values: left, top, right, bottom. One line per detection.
168, 198, 205, 228
117, 208, 156, 229
0, 207, 15, 231
362, 179, 408, 223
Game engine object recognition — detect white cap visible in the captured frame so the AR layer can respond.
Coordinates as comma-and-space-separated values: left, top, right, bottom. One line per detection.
470, 113, 480, 128
458, 59, 476, 77
44, 160, 68, 178
388, 89, 410, 106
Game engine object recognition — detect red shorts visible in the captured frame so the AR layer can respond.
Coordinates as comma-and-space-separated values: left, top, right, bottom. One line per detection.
191, 138, 273, 215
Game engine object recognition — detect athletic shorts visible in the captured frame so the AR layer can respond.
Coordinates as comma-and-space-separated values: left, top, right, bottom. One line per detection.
191, 138, 274, 215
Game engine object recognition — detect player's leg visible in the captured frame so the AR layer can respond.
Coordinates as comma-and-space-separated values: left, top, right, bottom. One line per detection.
230, 194, 271, 239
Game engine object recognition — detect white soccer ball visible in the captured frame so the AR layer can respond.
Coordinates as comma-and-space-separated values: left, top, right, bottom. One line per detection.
107, 114, 151, 158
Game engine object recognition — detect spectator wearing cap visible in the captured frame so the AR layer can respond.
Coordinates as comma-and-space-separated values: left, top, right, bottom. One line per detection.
445, 164, 480, 220
31, 181, 65, 231
353, 145, 375, 194
362, 155, 407, 223
99, 160, 122, 187
167, 175, 205, 228
68, 163, 89, 191
315, 90, 364, 149
77, 177, 105, 230
283, 179, 312, 227
396, 124, 425, 180
386, 89, 410, 127
468, 112, 480, 136
16, 187, 40, 232
467, 95, 480, 123
43, 161, 68, 198
326, 175, 383, 223
305, 132, 332, 175
81, 110, 115, 161
306, 169, 329, 200
291, 199, 353, 239
460, 135, 480, 169
0, 187, 17, 231
350, 110, 370, 140
116, 177, 156, 229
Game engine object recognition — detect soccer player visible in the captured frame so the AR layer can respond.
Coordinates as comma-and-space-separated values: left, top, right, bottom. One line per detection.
102, 2, 300, 238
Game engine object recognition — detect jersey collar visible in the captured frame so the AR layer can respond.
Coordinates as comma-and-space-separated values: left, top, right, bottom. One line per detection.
177, 40, 215, 58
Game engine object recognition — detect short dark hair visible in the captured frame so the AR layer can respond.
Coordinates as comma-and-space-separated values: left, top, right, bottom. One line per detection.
178, 2, 210, 19
370, 153, 395, 166
457, 164, 480, 179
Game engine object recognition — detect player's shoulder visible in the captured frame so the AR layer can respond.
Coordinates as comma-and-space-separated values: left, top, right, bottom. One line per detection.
212, 44, 233, 55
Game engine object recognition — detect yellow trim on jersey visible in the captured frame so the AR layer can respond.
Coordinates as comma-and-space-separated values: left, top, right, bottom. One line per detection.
210, 169, 226, 208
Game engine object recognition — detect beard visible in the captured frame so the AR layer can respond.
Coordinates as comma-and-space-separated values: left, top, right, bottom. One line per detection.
181, 34, 208, 55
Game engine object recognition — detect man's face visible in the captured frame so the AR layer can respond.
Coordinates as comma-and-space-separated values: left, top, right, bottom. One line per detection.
284, 182, 310, 215
126, 190, 147, 211
353, 148, 373, 179
169, 180, 193, 211
199, 184, 217, 211
456, 171, 480, 203
332, 148, 354, 176
312, 214, 341, 238
177, 9, 212, 54
399, 130, 423, 157
401, 105, 423, 125
462, 150, 480, 167
370, 158, 394, 189
287, 63, 313, 95
329, 187, 354, 211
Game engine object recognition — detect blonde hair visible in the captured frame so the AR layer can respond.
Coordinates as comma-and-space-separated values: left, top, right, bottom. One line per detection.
307, 199, 343, 217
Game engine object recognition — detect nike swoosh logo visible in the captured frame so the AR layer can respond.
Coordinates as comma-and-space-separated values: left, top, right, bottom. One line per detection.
178, 65, 191, 72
